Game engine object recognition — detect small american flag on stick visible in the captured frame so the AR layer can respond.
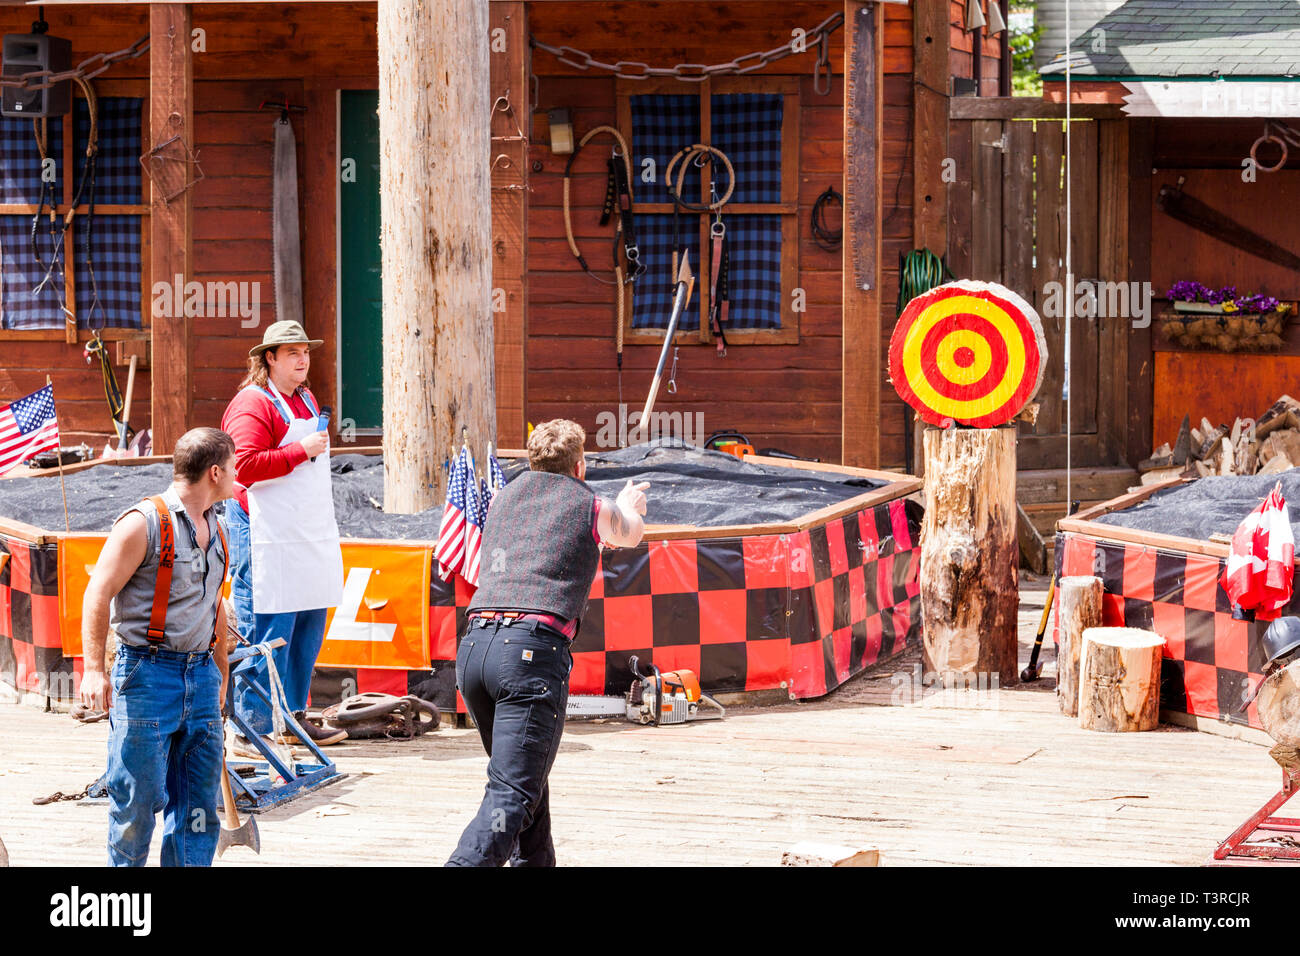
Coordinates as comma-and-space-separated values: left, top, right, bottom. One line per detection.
0, 385, 60, 476
435, 446, 473, 581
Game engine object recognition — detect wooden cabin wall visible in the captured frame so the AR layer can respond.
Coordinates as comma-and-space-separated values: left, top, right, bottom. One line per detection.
1147, 118, 1300, 448
527, 0, 916, 466
0, 2, 378, 445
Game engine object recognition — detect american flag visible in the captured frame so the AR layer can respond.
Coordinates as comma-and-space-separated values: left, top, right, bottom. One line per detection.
463, 473, 487, 586
434, 446, 473, 581
0, 385, 60, 476
488, 453, 506, 493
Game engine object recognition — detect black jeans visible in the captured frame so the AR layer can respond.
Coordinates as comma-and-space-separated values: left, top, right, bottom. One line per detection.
446, 617, 572, 867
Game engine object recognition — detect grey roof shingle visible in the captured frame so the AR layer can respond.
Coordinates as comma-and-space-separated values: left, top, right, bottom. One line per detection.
1040, 0, 1300, 77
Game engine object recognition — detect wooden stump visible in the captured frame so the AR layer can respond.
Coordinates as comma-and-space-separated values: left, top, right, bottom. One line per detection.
1078, 627, 1165, 732
1256, 661, 1300, 747
1057, 576, 1103, 717
920, 426, 1018, 684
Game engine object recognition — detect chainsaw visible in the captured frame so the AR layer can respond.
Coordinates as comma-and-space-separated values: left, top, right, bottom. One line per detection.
567, 655, 725, 725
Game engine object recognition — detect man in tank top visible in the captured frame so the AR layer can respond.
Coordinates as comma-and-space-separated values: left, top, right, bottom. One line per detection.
80, 427, 237, 866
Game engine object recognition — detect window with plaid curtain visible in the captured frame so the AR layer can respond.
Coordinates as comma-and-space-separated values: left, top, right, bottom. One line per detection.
630, 91, 786, 333
0, 97, 143, 331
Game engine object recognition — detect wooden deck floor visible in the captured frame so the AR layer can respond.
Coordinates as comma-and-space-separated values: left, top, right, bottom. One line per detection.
0, 580, 1282, 866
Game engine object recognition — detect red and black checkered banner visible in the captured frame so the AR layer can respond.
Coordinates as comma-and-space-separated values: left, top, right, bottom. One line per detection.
0, 531, 78, 703
1055, 531, 1270, 730
310, 498, 923, 713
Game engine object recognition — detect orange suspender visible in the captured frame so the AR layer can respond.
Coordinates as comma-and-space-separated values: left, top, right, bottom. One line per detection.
145, 495, 173, 645
142, 495, 229, 651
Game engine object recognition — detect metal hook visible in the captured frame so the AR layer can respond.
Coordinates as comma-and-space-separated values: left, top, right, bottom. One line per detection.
666, 347, 679, 394
491, 153, 513, 171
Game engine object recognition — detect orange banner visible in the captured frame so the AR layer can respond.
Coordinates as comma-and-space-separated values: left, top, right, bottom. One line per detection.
317, 542, 430, 669
58, 535, 108, 658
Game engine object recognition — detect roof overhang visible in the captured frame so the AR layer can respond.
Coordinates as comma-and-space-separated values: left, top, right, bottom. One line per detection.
1119, 79, 1300, 118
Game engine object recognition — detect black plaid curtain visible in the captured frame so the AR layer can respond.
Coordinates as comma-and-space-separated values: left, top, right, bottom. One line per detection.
0, 97, 143, 331
630, 91, 784, 332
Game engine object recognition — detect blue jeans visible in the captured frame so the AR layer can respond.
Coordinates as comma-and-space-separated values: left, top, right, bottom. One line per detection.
106, 644, 223, 867
224, 499, 328, 735
446, 618, 572, 867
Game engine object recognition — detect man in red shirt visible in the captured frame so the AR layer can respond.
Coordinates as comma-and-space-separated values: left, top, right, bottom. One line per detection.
220, 320, 346, 751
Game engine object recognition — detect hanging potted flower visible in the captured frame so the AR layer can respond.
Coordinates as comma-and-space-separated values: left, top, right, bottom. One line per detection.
1162, 281, 1291, 352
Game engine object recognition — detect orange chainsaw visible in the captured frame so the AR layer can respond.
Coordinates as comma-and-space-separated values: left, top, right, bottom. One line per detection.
566, 655, 725, 725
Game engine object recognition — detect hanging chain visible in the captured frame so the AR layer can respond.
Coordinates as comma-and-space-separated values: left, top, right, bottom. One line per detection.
531, 12, 843, 82
0, 33, 150, 92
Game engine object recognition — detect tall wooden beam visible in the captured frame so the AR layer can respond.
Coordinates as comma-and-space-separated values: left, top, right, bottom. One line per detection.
841, 0, 882, 468
379, 0, 494, 512
490, 1, 527, 449
913, 0, 949, 255
1126, 118, 1154, 467
148, 3, 193, 450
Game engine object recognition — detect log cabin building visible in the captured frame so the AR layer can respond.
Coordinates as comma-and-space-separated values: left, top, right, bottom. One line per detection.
0, 0, 1011, 479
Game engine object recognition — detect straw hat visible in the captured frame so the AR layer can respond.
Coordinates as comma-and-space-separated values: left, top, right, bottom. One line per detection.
248, 320, 323, 358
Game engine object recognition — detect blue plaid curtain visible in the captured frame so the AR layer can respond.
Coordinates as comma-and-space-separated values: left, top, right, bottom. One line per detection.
632, 214, 701, 331
629, 91, 785, 332
631, 94, 700, 205
724, 214, 783, 331
711, 93, 783, 204
0, 97, 143, 330
0, 114, 62, 204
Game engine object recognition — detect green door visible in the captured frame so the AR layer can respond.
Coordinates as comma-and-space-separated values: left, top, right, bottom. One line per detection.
338, 90, 382, 430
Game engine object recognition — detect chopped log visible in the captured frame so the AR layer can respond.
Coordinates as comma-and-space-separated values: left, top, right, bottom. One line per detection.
1172, 414, 1191, 465
1256, 394, 1300, 440
1218, 437, 1234, 475
1194, 460, 1213, 478
1014, 402, 1041, 426
1256, 661, 1300, 746
1140, 465, 1184, 486
1078, 627, 1166, 732
1057, 576, 1102, 718
1195, 420, 1227, 461
920, 426, 1019, 685
781, 842, 880, 866
1259, 453, 1294, 476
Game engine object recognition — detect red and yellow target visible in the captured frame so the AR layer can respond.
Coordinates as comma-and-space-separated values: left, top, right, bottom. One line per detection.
889, 280, 1047, 428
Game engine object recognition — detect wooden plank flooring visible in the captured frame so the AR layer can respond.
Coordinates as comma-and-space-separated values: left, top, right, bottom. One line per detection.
0, 583, 1279, 866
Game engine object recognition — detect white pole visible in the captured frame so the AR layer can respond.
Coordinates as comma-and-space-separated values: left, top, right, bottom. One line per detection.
1064, 0, 1074, 515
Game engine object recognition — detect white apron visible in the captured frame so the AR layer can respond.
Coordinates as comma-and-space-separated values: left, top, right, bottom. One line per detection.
244, 385, 344, 614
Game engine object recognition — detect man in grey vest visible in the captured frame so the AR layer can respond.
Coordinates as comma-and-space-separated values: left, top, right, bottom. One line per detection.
80, 428, 237, 867
447, 419, 648, 866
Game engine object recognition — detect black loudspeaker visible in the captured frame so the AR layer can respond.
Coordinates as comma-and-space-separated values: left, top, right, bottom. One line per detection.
2, 32, 72, 118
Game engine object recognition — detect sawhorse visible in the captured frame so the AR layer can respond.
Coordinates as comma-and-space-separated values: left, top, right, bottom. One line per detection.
1212, 768, 1300, 864
221, 639, 345, 813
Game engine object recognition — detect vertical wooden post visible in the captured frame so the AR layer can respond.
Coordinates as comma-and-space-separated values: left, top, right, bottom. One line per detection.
379, 0, 495, 513
1126, 118, 1155, 468
920, 425, 1019, 684
841, 0, 882, 468
912, 0, 948, 255
490, 1, 528, 450
149, 3, 193, 452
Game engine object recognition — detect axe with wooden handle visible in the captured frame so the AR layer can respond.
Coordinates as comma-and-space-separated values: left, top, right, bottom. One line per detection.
640, 253, 695, 436
217, 750, 260, 857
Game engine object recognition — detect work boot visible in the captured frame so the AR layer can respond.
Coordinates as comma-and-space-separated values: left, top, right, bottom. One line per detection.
274, 711, 347, 747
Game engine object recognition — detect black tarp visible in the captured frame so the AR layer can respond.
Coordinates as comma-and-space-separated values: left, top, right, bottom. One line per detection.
1093, 471, 1300, 543
0, 440, 886, 538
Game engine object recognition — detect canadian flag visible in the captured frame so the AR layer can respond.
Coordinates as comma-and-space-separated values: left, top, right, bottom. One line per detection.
1222, 485, 1296, 621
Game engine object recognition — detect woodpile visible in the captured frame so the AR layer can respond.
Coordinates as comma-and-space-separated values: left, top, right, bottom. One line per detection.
1139, 395, 1300, 485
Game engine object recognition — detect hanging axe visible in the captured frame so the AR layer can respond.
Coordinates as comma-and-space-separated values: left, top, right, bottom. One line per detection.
639, 253, 694, 439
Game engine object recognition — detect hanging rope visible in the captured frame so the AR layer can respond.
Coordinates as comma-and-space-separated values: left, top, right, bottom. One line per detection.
562, 125, 638, 401
811, 186, 842, 251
